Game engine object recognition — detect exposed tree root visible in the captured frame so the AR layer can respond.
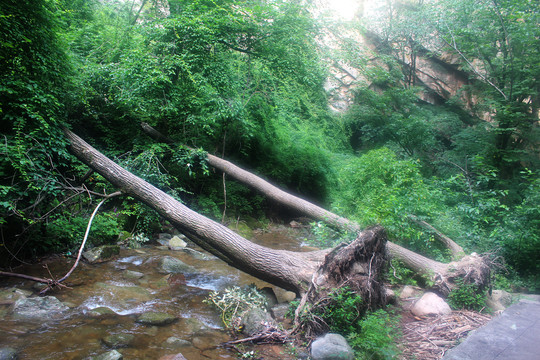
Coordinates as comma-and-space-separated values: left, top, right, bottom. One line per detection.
294, 226, 389, 338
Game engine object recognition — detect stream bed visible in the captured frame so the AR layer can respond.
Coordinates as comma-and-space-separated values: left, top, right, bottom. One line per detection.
0, 225, 309, 360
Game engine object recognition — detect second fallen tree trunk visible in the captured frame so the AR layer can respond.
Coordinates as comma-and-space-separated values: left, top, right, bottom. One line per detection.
140, 123, 489, 296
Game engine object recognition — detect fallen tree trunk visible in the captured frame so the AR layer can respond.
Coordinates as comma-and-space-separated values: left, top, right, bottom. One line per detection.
64, 129, 392, 302
140, 123, 490, 295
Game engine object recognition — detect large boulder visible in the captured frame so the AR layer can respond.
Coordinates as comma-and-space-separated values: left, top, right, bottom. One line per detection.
158, 256, 196, 274
12, 296, 69, 320
83, 245, 120, 263
411, 292, 452, 316
311, 333, 354, 360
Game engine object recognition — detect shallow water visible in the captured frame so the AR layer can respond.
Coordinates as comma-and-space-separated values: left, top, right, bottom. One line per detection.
0, 225, 307, 359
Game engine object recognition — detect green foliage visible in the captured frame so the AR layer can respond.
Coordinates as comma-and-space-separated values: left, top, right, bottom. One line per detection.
331, 148, 448, 258
347, 309, 401, 360
46, 212, 120, 252
305, 221, 354, 248
387, 259, 418, 287
316, 287, 365, 334
447, 278, 486, 311
204, 285, 267, 329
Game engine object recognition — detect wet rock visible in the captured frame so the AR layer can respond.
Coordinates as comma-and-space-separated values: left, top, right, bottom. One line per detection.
86, 306, 117, 317
102, 333, 135, 348
163, 337, 191, 348
311, 333, 354, 360
83, 245, 120, 264
122, 270, 144, 280
12, 296, 69, 320
242, 307, 275, 336
136, 311, 177, 326
90, 350, 123, 360
182, 247, 213, 260
0, 288, 31, 303
168, 235, 187, 250
486, 290, 513, 312
158, 256, 196, 274
91, 282, 152, 309
411, 292, 452, 316
0, 347, 18, 360
158, 354, 187, 360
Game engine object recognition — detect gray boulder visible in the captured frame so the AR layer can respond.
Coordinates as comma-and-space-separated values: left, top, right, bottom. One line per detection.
158, 256, 196, 274
12, 296, 69, 320
311, 333, 354, 360
411, 292, 452, 316
0, 348, 18, 360
89, 350, 123, 360
168, 235, 187, 250
136, 311, 177, 326
242, 308, 275, 336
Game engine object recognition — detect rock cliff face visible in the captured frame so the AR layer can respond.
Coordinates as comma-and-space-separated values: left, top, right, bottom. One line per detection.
311, 0, 481, 117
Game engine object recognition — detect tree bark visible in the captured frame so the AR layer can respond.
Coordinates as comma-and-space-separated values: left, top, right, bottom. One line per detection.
65, 129, 327, 295
139, 122, 490, 294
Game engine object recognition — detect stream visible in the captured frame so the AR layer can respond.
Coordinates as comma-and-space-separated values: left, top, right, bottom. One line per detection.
0, 225, 310, 360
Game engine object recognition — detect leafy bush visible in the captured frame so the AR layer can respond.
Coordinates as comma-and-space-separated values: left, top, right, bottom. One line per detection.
204, 285, 267, 330
314, 286, 364, 334
447, 279, 486, 311
347, 309, 401, 360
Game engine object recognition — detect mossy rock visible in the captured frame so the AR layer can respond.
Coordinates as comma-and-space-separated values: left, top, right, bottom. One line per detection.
102, 333, 135, 348
136, 312, 177, 326
83, 245, 120, 263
